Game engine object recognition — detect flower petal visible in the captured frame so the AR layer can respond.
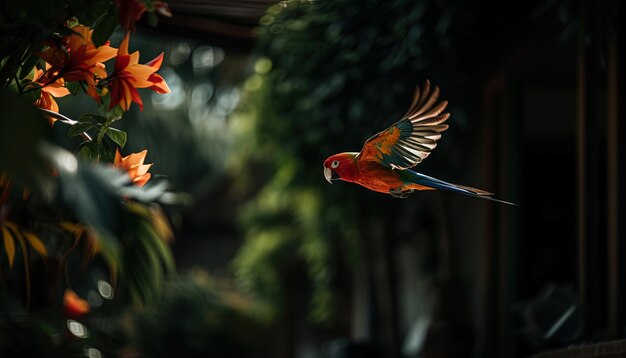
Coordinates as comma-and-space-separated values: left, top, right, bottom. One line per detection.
44, 85, 71, 98
148, 73, 171, 94
145, 52, 164, 70
114, 148, 122, 165
133, 173, 151, 187
118, 33, 131, 56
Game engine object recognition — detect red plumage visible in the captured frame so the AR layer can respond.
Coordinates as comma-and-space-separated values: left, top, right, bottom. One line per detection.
323, 80, 514, 205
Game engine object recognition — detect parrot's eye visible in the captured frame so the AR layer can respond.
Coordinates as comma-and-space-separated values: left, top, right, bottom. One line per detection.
331, 160, 339, 169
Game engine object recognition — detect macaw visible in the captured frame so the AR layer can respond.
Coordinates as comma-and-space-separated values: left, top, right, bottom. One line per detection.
323, 80, 514, 205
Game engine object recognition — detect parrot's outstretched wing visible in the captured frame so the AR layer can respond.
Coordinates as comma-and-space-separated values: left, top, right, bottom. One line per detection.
357, 80, 450, 169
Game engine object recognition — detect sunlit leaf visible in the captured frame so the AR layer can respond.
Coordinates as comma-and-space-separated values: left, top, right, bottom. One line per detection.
79, 113, 107, 124
59, 221, 85, 236
106, 127, 127, 148
141, 220, 175, 273
78, 141, 99, 161
9, 226, 31, 307
104, 105, 123, 121
151, 207, 174, 242
2, 225, 16, 268
68, 122, 97, 137
23, 231, 47, 257
74, 141, 117, 170
66, 81, 83, 95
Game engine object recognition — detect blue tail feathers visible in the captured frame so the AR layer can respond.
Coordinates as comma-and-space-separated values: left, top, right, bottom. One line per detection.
402, 170, 516, 205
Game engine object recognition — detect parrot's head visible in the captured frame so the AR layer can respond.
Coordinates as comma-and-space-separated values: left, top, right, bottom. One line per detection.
323, 152, 358, 184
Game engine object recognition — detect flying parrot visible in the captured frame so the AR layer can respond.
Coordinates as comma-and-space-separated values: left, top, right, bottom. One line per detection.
322, 80, 514, 205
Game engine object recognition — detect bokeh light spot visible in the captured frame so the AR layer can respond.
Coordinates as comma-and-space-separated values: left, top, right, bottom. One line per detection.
169, 42, 192, 66
254, 58, 272, 74
192, 46, 225, 75
67, 320, 89, 338
215, 88, 240, 116
84, 347, 103, 358
97, 280, 114, 299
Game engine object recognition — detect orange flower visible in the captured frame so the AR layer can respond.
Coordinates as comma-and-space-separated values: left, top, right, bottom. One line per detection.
63, 289, 90, 317
145, 54, 170, 94
38, 25, 116, 102
114, 149, 152, 187
108, 35, 170, 111
30, 67, 71, 125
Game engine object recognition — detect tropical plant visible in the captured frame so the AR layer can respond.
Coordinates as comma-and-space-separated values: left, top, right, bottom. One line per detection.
137, 271, 271, 358
232, 0, 476, 340
0, 0, 178, 355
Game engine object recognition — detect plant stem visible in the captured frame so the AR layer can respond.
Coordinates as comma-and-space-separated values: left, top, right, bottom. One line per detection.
36, 108, 93, 142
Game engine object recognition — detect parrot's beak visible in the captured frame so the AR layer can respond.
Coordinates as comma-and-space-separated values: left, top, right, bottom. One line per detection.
324, 167, 333, 184
324, 167, 341, 184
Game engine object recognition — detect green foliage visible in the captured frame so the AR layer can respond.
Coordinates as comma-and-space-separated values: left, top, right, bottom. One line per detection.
68, 122, 98, 137
137, 271, 270, 358
0, 1, 181, 355
92, 9, 119, 47
233, 0, 470, 325
105, 127, 127, 148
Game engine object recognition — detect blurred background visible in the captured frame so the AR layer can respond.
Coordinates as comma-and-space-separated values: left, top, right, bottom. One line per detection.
2, 0, 625, 357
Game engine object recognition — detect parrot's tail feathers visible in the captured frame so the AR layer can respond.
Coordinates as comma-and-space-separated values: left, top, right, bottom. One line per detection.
472, 195, 517, 206
407, 171, 517, 206
452, 184, 493, 196
443, 183, 516, 206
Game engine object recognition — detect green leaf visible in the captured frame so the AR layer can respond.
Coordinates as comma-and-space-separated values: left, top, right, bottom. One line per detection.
78, 142, 98, 161
79, 113, 107, 124
2, 225, 16, 268
99, 92, 111, 111
66, 81, 83, 95
98, 95, 124, 121
107, 106, 123, 121
141, 220, 175, 273
97, 142, 115, 163
68, 122, 97, 137
21, 83, 41, 104
92, 12, 119, 47
98, 232, 121, 285
23, 231, 47, 257
18, 52, 43, 80
106, 127, 127, 148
